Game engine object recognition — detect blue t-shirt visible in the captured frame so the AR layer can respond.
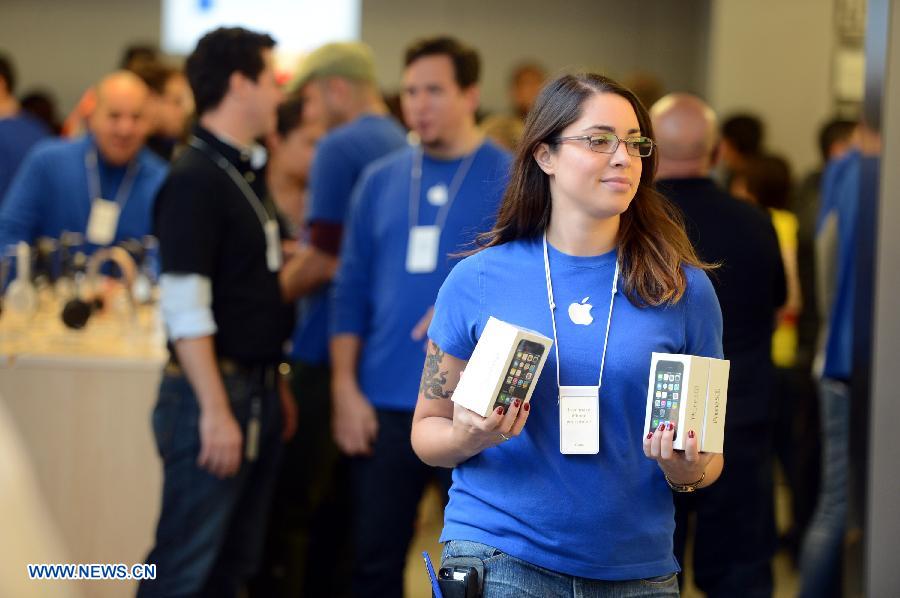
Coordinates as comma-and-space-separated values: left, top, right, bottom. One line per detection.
816, 150, 861, 380
331, 141, 512, 410
290, 114, 407, 364
0, 113, 50, 201
0, 135, 167, 251
428, 237, 723, 580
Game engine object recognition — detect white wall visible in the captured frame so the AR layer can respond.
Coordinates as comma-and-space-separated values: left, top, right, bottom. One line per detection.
0, 0, 161, 116
0, 0, 709, 116
706, 0, 836, 176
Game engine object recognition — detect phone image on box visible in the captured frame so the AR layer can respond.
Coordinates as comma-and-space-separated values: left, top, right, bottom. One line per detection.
492, 339, 545, 411
650, 360, 684, 438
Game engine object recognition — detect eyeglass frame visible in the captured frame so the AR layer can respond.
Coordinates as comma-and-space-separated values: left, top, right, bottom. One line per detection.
553, 133, 655, 157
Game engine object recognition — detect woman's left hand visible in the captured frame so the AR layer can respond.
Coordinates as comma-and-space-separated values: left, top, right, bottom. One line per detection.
642, 422, 713, 484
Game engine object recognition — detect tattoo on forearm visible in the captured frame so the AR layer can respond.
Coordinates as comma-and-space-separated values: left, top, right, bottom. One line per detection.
420, 344, 454, 400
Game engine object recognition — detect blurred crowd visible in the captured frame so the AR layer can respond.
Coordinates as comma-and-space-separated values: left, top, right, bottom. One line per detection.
0, 27, 866, 598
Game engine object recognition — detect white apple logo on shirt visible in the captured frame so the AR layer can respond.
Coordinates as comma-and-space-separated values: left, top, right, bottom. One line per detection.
568, 297, 594, 325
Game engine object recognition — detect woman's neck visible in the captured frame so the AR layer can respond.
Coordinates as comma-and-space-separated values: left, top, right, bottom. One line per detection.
546, 211, 620, 256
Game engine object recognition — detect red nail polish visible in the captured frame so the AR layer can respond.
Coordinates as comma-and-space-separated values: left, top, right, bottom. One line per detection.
688, 430, 695, 439
667, 422, 674, 431
496, 406, 504, 415
523, 402, 530, 412
646, 431, 653, 439
513, 399, 521, 408
658, 423, 665, 431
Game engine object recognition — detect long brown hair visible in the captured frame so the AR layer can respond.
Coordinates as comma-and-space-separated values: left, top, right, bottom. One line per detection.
477, 73, 707, 306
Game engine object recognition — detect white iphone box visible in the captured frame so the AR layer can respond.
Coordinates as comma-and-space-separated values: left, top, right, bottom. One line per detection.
643, 352, 729, 453
452, 316, 553, 418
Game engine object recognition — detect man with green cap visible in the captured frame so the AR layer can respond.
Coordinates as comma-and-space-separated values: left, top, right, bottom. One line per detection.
259, 41, 406, 597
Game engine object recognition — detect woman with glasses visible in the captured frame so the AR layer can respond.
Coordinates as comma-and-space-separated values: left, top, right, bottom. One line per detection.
411, 73, 725, 597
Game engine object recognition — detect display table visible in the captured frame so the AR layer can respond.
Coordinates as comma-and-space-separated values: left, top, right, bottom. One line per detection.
0, 297, 166, 598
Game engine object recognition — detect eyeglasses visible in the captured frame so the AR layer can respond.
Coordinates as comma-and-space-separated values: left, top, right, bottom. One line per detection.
554, 133, 655, 157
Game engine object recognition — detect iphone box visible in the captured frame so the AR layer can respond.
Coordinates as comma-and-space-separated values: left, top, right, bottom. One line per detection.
452, 316, 553, 418
643, 352, 729, 453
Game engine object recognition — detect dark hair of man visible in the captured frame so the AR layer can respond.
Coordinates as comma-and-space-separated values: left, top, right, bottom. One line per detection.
741, 154, 792, 211
476, 73, 708, 307
404, 36, 480, 89
119, 44, 159, 70
275, 97, 305, 138
818, 118, 856, 162
186, 27, 276, 116
721, 114, 764, 156
0, 52, 16, 93
130, 61, 177, 95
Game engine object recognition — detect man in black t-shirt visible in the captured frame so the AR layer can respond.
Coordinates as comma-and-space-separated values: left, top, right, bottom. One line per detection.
138, 27, 294, 597
651, 94, 786, 598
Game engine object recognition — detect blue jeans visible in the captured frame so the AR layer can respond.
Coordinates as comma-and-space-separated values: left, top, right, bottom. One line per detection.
442, 540, 680, 598
351, 409, 452, 598
798, 378, 849, 598
137, 371, 283, 598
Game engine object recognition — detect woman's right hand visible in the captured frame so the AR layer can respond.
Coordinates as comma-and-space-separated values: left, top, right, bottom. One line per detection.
450, 398, 531, 456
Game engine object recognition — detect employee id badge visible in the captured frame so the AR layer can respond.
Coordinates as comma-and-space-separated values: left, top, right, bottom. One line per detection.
264, 219, 282, 272
559, 385, 600, 454
406, 225, 440, 273
86, 198, 120, 245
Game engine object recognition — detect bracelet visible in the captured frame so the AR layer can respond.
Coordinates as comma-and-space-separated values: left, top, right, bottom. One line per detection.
664, 471, 706, 493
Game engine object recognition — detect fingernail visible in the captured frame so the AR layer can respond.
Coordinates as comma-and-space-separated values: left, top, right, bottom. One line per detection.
658, 423, 665, 431
666, 422, 674, 431
646, 431, 653, 439
523, 402, 530, 412
688, 430, 695, 439
496, 406, 505, 415
513, 399, 521, 408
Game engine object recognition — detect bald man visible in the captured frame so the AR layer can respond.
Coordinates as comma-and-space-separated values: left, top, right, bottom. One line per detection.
651, 94, 786, 597
0, 71, 167, 250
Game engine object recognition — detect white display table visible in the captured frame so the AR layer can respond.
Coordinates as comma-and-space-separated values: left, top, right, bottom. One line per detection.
0, 298, 165, 598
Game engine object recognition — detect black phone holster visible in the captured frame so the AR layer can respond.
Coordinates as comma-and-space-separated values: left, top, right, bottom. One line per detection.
436, 556, 484, 598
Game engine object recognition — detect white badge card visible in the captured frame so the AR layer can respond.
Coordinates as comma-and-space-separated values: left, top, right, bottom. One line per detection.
86, 198, 120, 245
406, 225, 440, 273
559, 385, 600, 454
264, 219, 282, 272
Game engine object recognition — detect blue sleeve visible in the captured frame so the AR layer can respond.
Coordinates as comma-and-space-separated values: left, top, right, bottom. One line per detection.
329, 169, 376, 337
682, 268, 724, 359
0, 147, 48, 249
427, 253, 484, 360
306, 137, 355, 225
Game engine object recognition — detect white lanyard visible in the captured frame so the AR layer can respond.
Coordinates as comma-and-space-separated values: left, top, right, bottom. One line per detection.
408, 145, 478, 232
189, 136, 282, 272
85, 146, 139, 209
542, 233, 619, 397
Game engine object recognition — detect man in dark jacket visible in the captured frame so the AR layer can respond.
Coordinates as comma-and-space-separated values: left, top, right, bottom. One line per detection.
651, 93, 787, 598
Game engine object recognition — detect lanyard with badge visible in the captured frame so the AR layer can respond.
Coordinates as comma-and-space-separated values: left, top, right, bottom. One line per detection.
543, 233, 619, 454
84, 147, 140, 246
405, 146, 478, 273
188, 136, 282, 272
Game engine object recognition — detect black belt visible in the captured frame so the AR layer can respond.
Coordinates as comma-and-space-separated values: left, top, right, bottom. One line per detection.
165, 358, 280, 390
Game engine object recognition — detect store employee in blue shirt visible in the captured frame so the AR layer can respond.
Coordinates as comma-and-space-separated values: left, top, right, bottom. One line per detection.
413, 74, 725, 596
0, 71, 167, 251
329, 36, 511, 598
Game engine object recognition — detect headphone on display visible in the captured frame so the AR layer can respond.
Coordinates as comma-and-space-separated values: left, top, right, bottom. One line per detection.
60, 246, 136, 330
